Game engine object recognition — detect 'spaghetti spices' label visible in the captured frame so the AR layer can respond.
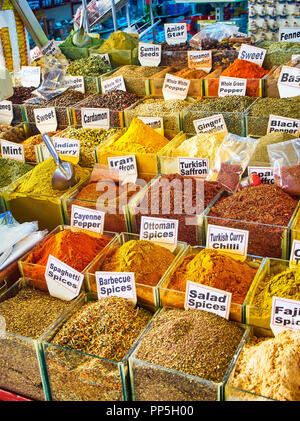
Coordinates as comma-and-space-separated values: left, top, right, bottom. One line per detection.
34, 107, 57, 132
238, 44, 266, 66
271, 296, 300, 336
178, 157, 209, 178
0, 100, 13, 125
63, 76, 85, 93
21, 66, 41, 88
187, 50, 212, 71
71, 204, 105, 234
107, 155, 138, 183
45, 254, 84, 301
206, 224, 249, 256
289, 239, 300, 268
95, 271, 137, 303
185, 281, 231, 320
101, 76, 126, 93
138, 43, 161, 67
164, 23, 187, 45
162, 73, 190, 101
1, 140, 25, 162
218, 76, 247, 97
193, 114, 228, 135
140, 216, 178, 251
278, 65, 300, 98
137, 116, 164, 135
279, 27, 300, 43
267, 114, 300, 136
248, 166, 274, 185
81, 108, 110, 129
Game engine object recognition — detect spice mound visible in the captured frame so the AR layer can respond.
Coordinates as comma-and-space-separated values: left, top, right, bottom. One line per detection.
67, 55, 111, 76
250, 132, 296, 164
168, 132, 225, 160
21, 131, 61, 162
172, 67, 207, 80
0, 158, 32, 189
221, 59, 268, 79
276, 164, 300, 196
77, 90, 139, 111
8, 87, 36, 104
230, 330, 300, 401
168, 249, 257, 304
101, 240, 175, 287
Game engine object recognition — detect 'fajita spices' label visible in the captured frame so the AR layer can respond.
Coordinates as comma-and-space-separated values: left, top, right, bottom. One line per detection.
101, 76, 126, 93
71, 204, 105, 234
162, 73, 190, 100
137, 116, 164, 135
95, 271, 137, 303
138, 43, 161, 67
34, 107, 57, 132
81, 108, 110, 129
0, 100, 13, 125
270, 296, 300, 336
238, 44, 266, 67
206, 224, 249, 256
218, 76, 247, 97
164, 23, 187, 46
267, 114, 300, 136
187, 50, 212, 71
279, 27, 300, 43
178, 157, 209, 178
193, 114, 228, 135
289, 239, 300, 268
278, 65, 300, 98
140, 216, 178, 251
107, 155, 138, 183
1, 140, 25, 162
185, 281, 231, 320
248, 166, 274, 184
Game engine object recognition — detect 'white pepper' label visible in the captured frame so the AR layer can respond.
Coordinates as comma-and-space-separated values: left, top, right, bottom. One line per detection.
218, 76, 247, 97
71, 204, 105, 234
248, 166, 274, 184
207, 224, 249, 257
82, 108, 110, 129
279, 27, 300, 43
267, 115, 300, 136
137, 116, 164, 135
178, 157, 209, 178
21, 66, 41, 88
95, 271, 137, 304
108, 155, 138, 183
34, 107, 57, 132
101, 75, 126, 93
289, 239, 300, 268
0, 100, 13, 124
193, 114, 228, 135
238, 44, 266, 66
278, 65, 300, 98
185, 281, 231, 320
164, 23, 187, 45
271, 296, 300, 336
140, 216, 178, 251
63, 76, 85, 93
163, 73, 190, 100
187, 50, 212, 71
1, 140, 24, 162
138, 43, 161, 66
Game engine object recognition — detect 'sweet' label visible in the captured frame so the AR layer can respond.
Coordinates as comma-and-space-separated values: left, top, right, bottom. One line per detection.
34, 107, 57, 132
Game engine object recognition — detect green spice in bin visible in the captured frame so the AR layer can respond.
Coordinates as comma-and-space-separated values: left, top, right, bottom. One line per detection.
258, 41, 300, 69
59, 30, 103, 61
0, 158, 32, 189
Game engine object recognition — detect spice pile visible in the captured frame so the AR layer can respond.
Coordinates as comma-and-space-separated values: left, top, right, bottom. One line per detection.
160, 41, 193, 51
250, 132, 296, 164
8, 87, 36, 104
0, 158, 32, 189
259, 41, 300, 69
66, 55, 111, 76
21, 131, 61, 162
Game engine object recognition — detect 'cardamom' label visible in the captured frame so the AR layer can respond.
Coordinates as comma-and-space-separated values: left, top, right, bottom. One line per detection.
95, 271, 137, 304
206, 224, 249, 257
82, 108, 110, 129
270, 296, 300, 336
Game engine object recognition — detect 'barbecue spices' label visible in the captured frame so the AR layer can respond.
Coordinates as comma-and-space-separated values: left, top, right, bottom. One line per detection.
21, 66, 41, 88
101, 75, 126, 93
267, 115, 300, 136
0, 100, 13, 124
279, 27, 300, 43
137, 116, 164, 135
163, 73, 190, 100
289, 240, 300, 268
218, 76, 247, 97
207, 224, 249, 256
1, 139, 25, 162
164, 23, 187, 45
45, 254, 84, 301
138, 43, 161, 66
248, 166, 274, 184
63, 75, 85, 93
185, 281, 231, 320
278, 66, 300, 98
108, 155, 138, 183
140, 216, 178, 251
270, 296, 300, 336
71, 204, 105, 234
34, 107, 57, 132
187, 50, 212, 71
95, 271, 137, 304
178, 157, 209, 178
193, 114, 228, 135
82, 108, 110, 129
238, 44, 266, 66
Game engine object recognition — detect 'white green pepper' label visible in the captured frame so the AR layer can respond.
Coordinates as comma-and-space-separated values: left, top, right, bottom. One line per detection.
95, 271, 137, 304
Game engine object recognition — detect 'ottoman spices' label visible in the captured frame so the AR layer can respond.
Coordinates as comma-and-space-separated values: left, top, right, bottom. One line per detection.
193, 114, 228, 135
82, 108, 110, 129
178, 157, 209, 178
71, 204, 105, 234
138, 43, 161, 66
218, 76, 247, 97
267, 115, 300, 136
34, 107, 57, 132
101, 76, 126, 93
278, 66, 300, 98
238, 44, 266, 67
271, 296, 300, 336
206, 224, 249, 257
248, 166, 274, 184
140, 216, 178, 251
1, 139, 25, 162
0, 100, 13, 124
95, 271, 137, 304
164, 23, 187, 45
185, 281, 231, 320
163, 73, 190, 100
289, 239, 300, 268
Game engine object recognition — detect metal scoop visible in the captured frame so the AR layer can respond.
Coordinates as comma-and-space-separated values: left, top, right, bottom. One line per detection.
42, 133, 75, 191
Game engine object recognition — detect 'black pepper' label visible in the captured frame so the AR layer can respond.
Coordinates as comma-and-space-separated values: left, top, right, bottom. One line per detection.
267, 114, 300, 136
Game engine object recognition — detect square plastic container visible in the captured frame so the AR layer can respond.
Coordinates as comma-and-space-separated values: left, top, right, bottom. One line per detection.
86, 232, 188, 311
41, 292, 154, 401
129, 307, 251, 401
158, 245, 264, 322
18, 225, 118, 292
100, 67, 153, 97
23, 100, 74, 128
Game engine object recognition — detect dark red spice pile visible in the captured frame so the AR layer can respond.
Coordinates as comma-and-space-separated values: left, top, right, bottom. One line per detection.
216, 163, 243, 192
276, 164, 300, 196
8, 87, 36, 104
160, 41, 194, 51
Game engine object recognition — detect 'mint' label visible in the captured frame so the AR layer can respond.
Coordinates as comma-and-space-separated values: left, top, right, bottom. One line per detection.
162, 73, 190, 100
278, 66, 300, 98
267, 115, 300, 136
108, 155, 138, 183
193, 114, 227, 135
218, 76, 247, 97
138, 43, 161, 66
178, 157, 209, 178
71, 204, 105, 234
82, 108, 110, 129
64, 76, 85, 93
140, 216, 178, 251
101, 76, 126, 93
34, 107, 57, 132
96, 271, 137, 303
185, 281, 231, 320
289, 240, 300, 268
279, 27, 300, 43
21, 66, 41, 88
187, 51, 212, 71
271, 296, 300, 336
248, 166, 274, 184
164, 23, 187, 45
1, 140, 24, 162
238, 44, 266, 66
0, 100, 13, 125
137, 116, 164, 135
206, 224, 249, 256
45, 254, 84, 301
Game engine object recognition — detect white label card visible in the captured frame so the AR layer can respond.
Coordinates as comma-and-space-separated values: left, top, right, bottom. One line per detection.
206, 224, 249, 256
267, 114, 300, 136
289, 240, 300, 268
82, 108, 110, 129
34, 107, 57, 132
30, 46, 43, 62
96, 271, 137, 303
178, 157, 209, 178
108, 155, 138, 183
279, 27, 300, 43
71, 204, 105, 234
0, 100, 13, 124
45, 254, 84, 301
218, 76, 247, 97
21, 66, 41, 88
41, 39, 58, 56
1, 140, 24, 162
138, 43, 161, 66
278, 66, 300, 98
137, 116, 164, 135
162, 73, 190, 101
64, 76, 85, 93
248, 166, 274, 185
238, 44, 266, 66
101, 76, 126, 93
52, 137, 80, 157
185, 281, 231, 320
187, 50, 212, 71
270, 296, 300, 336
140, 216, 178, 251
193, 114, 228, 135
164, 23, 187, 45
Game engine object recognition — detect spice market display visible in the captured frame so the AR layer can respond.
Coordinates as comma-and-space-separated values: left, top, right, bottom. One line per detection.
1, 0, 300, 403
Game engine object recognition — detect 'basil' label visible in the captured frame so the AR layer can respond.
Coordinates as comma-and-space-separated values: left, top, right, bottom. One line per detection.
289, 239, 300, 268
279, 27, 300, 43
34, 107, 57, 132
95, 271, 137, 303
52, 137, 80, 157
45, 254, 84, 301
218, 76, 247, 97
193, 114, 228, 135
140, 216, 178, 251
101, 75, 126, 93
164, 23, 187, 45
21, 66, 41, 88
63, 76, 85, 93
248, 166, 274, 184
270, 296, 300, 336
1, 140, 24, 162
0, 100, 13, 124
138, 43, 161, 66
238, 44, 266, 66
71, 204, 105, 234
185, 281, 232, 320
162, 73, 190, 100
187, 50, 212, 71
206, 224, 249, 256
178, 157, 209, 178
82, 108, 110, 129
107, 155, 138, 183
278, 65, 300, 98
267, 115, 300, 136
137, 116, 164, 135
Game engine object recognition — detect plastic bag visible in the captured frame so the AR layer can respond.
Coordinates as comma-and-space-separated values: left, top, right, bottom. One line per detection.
268, 138, 300, 196
208, 133, 258, 192
36, 55, 68, 100
190, 23, 239, 50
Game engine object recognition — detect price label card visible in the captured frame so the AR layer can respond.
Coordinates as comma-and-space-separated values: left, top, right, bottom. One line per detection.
206, 224, 249, 257
185, 281, 231, 320
193, 114, 228, 135
82, 108, 110, 129
138, 43, 161, 66
248, 166, 274, 185
0, 100, 13, 124
95, 271, 137, 303
71, 204, 105, 234
267, 114, 300, 136
41, 39, 58, 56
64, 76, 85, 93
277, 65, 300, 98
45, 254, 84, 301
279, 27, 300, 43
164, 23, 187, 45
218, 76, 247, 97
289, 240, 300, 268
101, 76, 126, 93
21, 66, 41, 88
270, 296, 300, 336
178, 157, 209, 178
162, 73, 190, 100
108, 155, 137, 183
0, 315, 5, 340
137, 116, 164, 135
238, 44, 266, 66
52, 137, 80, 157
140, 216, 178, 251
1, 140, 24, 162
187, 50, 212, 71
34, 107, 57, 132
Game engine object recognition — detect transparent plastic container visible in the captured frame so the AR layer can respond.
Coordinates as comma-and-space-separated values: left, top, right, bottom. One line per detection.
23, 100, 74, 128
100, 67, 153, 97
86, 232, 187, 311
